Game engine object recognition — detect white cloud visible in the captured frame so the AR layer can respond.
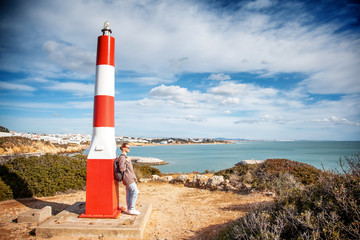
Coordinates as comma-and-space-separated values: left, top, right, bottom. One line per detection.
122, 76, 175, 86
314, 116, 359, 126
149, 84, 205, 106
150, 84, 189, 97
208, 73, 231, 81
235, 114, 288, 125
0, 82, 36, 92
184, 114, 207, 122
208, 82, 278, 98
221, 97, 241, 105
209, 82, 248, 96
246, 0, 275, 10
0, 0, 359, 140
0, 101, 92, 110
43, 41, 95, 74
45, 81, 94, 96
2, 0, 359, 94
0, 116, 92, 134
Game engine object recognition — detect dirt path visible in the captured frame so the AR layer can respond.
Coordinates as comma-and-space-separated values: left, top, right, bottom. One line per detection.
0, 182, 272, 240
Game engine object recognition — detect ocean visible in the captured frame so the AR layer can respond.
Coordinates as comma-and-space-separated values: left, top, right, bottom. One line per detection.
120, 141, 360, 173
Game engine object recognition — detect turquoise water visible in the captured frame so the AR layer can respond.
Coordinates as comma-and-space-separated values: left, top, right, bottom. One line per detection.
120, 141, 360, 173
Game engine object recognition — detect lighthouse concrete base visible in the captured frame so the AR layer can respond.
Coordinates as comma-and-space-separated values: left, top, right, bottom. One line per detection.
36, 202, 152, 239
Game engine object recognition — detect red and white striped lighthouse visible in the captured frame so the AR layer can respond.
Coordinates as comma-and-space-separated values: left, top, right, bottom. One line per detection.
80, 21, 120, 218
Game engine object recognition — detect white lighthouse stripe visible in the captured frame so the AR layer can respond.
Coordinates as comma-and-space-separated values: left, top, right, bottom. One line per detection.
95, 65, 115, 96
87, 127, 116, 160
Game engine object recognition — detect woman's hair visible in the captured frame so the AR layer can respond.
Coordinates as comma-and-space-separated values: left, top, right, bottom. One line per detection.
120, 142, 129, 151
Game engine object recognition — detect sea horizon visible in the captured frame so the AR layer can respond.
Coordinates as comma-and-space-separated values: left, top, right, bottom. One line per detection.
107, 141, 360, 173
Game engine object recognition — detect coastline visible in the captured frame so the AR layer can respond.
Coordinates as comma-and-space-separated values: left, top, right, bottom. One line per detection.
121, 141, 233, 147
131, 156, 169, 165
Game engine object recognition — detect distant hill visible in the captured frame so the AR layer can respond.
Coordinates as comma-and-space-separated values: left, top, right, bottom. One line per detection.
214, 137, 248, 141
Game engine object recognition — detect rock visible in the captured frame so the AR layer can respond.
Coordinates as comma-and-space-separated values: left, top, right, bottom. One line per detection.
206, 175, 224, 190
229, 180, 239, 187
184, 179, 193, 187
225, 185, 238, 192
160, 176, 173, 182
176, 174, 189, 183
237, 182, 247, 189
236, 159, 263, 165
170, 174, 189, 184
152, 175, 160, 181
193, 174, 209, 188
139, 178, 151, 183
131, 156, 168, 165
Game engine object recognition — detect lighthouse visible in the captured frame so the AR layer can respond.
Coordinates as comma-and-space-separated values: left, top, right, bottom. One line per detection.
80, 21, 120, 218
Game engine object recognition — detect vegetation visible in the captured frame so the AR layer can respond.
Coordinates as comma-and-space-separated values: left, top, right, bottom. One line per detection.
0, 136, 83, 155
215, 155, 360, 240
0, 154, 162, 201
215, 158, 323, 194
0, 136, 52, 148
0, 126, 10, 133
0, 154, 87, 200
133, 164, 162, 179
0, 176, 13, 200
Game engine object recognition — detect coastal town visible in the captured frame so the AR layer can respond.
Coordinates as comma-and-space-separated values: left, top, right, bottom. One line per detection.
0, 129, 231, 146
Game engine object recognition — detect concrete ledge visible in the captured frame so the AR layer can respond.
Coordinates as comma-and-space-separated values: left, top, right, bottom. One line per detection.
18, 206, 52, 223
36, 202, 152, 239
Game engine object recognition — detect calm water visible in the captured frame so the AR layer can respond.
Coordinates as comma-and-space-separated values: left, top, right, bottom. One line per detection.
116, 141, 360, 173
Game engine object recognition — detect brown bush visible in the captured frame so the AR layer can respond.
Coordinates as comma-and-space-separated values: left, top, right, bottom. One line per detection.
215, 154, 360, 240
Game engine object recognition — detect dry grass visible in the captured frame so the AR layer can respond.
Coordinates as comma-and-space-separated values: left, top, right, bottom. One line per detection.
0, 137, 85, 155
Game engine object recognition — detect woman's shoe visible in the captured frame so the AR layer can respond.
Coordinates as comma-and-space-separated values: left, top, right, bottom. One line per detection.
127, 209, 140, 215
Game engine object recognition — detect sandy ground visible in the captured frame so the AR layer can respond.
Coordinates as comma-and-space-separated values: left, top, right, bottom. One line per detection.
0, 182, 272, 240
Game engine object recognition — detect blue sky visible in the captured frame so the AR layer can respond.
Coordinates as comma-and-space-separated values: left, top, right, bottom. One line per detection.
0, 0, 359, 140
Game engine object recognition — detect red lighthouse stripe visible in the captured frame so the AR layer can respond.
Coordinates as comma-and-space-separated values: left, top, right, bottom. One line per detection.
96, 35, 115, 66
93, 95, 115, 127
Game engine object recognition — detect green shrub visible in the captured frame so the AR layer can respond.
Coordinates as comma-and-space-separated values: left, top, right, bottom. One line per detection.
0, 154, 87, 199
215, 154, 360, 240
133, 164, 162, 179
0, 176, 13, 200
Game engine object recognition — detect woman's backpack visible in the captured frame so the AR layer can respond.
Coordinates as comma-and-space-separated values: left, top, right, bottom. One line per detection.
114, 158, 123, 182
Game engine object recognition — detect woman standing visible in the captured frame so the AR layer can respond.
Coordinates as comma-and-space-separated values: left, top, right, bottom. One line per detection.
118, 142, 140, 215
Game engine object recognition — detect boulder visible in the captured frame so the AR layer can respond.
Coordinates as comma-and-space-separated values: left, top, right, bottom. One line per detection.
151, 175, 160, 181
176, 174, 189, 183
193, 174, 209, 188
236, 159, 263, 165
184, 179, 193, 187
206, 175, 225, 190
138, 178, 151, 183
170, 174, 189, 184
160, 176, 173, 182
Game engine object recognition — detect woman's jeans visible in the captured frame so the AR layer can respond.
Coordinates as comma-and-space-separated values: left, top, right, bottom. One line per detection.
126, 182, 139, 211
